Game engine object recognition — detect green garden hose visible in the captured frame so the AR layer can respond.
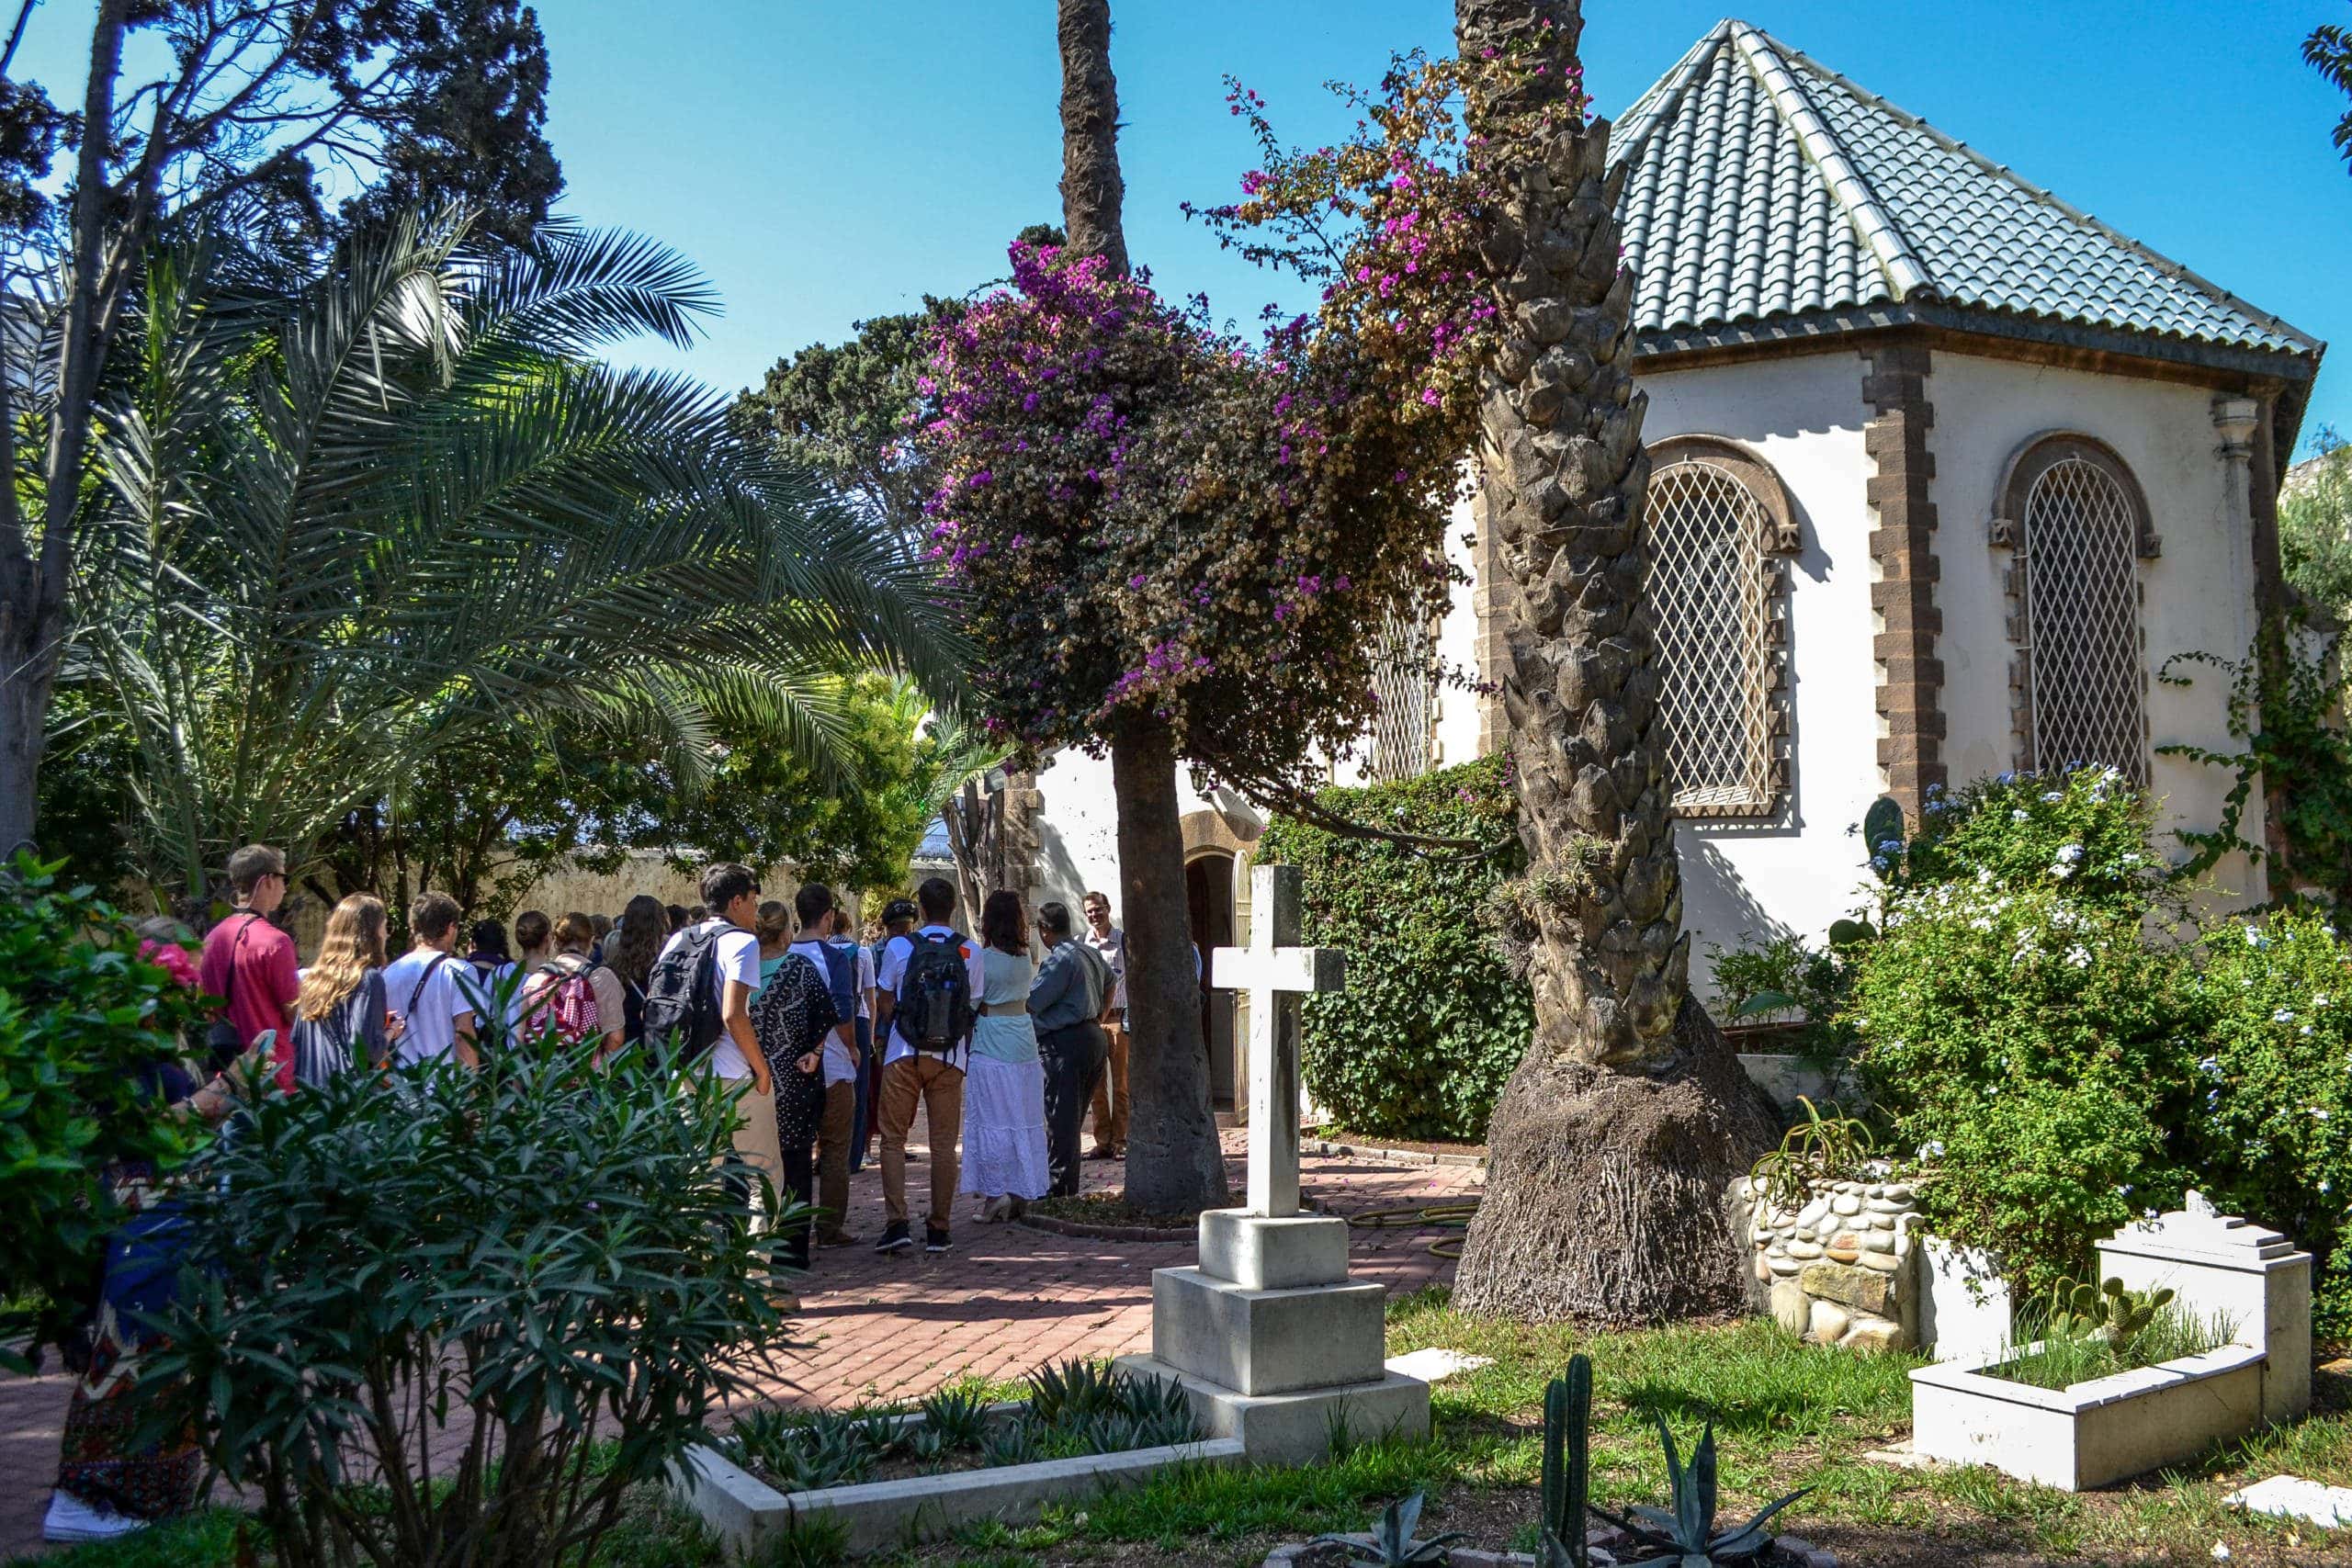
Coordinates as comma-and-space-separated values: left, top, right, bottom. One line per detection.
1345, 1198, 1481, 1258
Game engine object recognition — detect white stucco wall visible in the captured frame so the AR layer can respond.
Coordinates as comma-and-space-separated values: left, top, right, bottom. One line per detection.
1928, 350, 2266, 909
1635, 350, 1884, 996
1010, 341, 2271, 1013
1023, 748, 1256, 925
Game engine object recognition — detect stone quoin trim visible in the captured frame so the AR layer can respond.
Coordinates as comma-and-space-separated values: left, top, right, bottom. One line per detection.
1989, 432, 2156, 783
1643, 435, 1801, 819
1860, 341, 1947, 818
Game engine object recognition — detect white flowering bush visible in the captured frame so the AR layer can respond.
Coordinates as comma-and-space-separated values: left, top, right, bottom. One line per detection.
1852, 872, 2197, 1298
1856, 766, 2352, 1319
1881, 765, 2171, 918
2196, 912, 2352, 1337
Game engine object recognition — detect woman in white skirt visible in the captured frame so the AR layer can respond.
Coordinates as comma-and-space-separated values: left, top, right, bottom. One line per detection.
961, 890, 1050, 1223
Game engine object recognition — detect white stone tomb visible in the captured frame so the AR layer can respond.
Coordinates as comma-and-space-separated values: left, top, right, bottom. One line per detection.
1909, 1193, 2311, 1490
1114, 863, 1432, 1463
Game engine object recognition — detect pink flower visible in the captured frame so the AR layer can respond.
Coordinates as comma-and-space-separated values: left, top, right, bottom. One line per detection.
139, 939, 199, 990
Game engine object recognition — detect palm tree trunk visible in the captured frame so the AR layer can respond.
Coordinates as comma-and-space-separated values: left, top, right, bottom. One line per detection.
1448, 0, 1776, 1325
1057, 0, 1225, 1210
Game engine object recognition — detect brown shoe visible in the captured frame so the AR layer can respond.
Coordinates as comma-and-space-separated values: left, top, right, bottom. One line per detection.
816, 1231, 856, 1247
1084, 1145, 1118, 1161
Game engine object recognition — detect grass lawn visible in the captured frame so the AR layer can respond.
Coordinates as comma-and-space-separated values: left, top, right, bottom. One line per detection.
16, 1288, 2350, 1566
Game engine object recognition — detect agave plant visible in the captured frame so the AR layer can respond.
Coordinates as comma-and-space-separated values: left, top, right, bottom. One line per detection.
1595, 1418, 1810, 1565
72, 209, 962, 907
1026, 1356, 1126, 1427
1312, 1492, 1466, 1566
916, 1384, 993, 1450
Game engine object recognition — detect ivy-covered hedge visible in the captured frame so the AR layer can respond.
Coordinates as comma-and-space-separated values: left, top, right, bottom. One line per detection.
1257, 755, 1529, 1142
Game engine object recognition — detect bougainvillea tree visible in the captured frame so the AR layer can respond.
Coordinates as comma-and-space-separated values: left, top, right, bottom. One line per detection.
922, 0, 1494, 1208
1191, 2, 1782, 1316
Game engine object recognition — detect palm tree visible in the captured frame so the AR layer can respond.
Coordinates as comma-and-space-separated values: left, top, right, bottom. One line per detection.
72, 210, 962, 908
1446, 0, 1779, 1325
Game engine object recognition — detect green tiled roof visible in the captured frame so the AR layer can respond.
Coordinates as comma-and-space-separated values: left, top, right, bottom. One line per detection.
1612, 20, 2320, 358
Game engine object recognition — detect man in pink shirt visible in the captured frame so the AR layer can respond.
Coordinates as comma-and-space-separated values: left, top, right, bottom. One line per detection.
198, 844, 301, 1086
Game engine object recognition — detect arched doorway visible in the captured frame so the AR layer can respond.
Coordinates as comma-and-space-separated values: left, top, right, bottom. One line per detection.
1184, 850, 1238, 1112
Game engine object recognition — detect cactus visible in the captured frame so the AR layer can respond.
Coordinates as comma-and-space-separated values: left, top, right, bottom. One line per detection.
2047, 1275, 2176, 1343
1538, 1354, 1592, 1567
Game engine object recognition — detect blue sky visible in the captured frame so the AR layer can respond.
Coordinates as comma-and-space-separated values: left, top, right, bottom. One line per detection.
11, 2, 2351, 446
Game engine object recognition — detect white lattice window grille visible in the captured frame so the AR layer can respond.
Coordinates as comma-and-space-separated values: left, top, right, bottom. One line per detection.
1993, 436, 2154, 784
1368, 610, 1440, 782
1644, 454, 1792, 817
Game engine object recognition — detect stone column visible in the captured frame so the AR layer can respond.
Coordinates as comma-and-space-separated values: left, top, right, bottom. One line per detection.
1862, 341, 1947, 822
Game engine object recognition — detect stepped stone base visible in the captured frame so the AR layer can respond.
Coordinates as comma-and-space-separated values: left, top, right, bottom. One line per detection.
1153, 1267, 1386, 1395
1114, 1354, 1430, 1466
1199, 1209, 1351, 1290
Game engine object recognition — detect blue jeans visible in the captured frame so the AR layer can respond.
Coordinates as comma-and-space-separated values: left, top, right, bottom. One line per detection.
849, 1016, 874, 1171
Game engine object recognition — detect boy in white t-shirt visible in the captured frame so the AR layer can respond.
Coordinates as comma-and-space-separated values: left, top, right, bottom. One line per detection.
786, 884, 862, 1246
656, 863, 776, 1223
872, 876, 987, 1254
383, 891, 479, 1068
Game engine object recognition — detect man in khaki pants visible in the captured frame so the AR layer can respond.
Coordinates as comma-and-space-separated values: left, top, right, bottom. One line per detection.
873, 877, 986, 1254
1081, 890, 1128, 1158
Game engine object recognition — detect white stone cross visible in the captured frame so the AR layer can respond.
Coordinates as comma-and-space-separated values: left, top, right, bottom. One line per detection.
1211, 863, 1346, 1218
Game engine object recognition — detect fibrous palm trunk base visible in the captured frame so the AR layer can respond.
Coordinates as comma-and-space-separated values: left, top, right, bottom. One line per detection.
1452, 997, 1781, 1325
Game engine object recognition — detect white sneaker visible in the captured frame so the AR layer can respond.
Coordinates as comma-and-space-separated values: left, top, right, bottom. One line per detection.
43, 1490, 150, 1543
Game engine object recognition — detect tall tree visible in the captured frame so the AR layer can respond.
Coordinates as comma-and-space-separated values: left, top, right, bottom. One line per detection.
1445, 0, 1778, 1323
0, 0, 564, 857
1052, 0, 1227, 1210
75, 214, 956, 910
2311, 7, 2352, 174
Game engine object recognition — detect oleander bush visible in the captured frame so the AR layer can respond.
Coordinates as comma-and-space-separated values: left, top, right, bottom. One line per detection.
1852, 875, 2199, 1300
1257, 755, 1527, 1142
0, 852, 210, 1370
143, 1048, 800, 1568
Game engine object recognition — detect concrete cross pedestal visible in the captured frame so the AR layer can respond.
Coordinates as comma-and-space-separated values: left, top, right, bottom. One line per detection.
1114, 864, 1432, 1463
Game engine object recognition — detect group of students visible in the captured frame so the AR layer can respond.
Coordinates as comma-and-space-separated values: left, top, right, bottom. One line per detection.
192, 846, 1140, 1267
663, 865, 1131, 1261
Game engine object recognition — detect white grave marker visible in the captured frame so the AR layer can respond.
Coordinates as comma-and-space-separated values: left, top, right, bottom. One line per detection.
1211, 863, 1345, 1218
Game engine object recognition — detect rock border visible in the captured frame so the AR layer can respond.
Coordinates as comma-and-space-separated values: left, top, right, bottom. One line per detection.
1300, 1132, 1487, 1168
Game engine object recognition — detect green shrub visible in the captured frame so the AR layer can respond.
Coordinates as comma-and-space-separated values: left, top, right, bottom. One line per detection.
0, 853, 210, 1370
1849, 773, 2198, 1297
1257, 755, 1527, 1142
143, 1051, 799, 1568
2193, 911, 2352, 1338
1705, 931, 1855, 1066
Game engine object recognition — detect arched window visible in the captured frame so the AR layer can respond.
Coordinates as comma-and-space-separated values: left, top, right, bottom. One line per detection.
1993, 434, 2155, 784
1368, 609, 1440, 782
1644, 437, 1798, 817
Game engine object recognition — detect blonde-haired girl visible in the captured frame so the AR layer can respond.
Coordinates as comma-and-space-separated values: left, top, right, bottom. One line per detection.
288, 894, 393, 1086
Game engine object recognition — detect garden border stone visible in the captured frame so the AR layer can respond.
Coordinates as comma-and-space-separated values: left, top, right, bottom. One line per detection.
672, 1430, 1247, 1554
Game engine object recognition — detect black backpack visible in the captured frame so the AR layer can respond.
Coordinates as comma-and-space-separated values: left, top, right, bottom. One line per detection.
895, 931, 975, 1054
642, 924, 725, 1066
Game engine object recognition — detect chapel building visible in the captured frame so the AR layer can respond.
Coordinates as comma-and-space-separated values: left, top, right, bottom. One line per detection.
992, 18, 2325, 1109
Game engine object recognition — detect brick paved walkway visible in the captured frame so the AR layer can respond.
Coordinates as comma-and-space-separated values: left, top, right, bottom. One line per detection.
0, 1115, 1475, 1559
